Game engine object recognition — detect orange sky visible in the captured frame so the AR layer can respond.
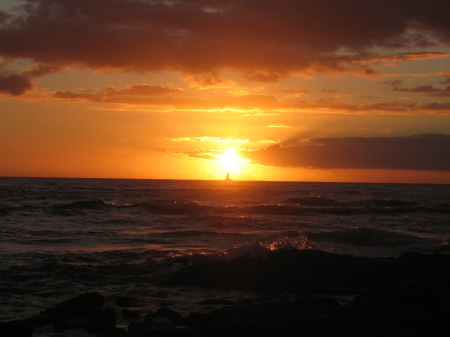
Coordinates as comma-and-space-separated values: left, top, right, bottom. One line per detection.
1, 0, 450, 183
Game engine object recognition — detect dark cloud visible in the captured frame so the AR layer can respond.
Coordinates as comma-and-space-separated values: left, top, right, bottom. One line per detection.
187, 73, 228, 87
384, 78, 450, 97
0, 10, 8, 25
106, 84, 185, 96
279, 90, 309, 95
0, 71, 34, 96
322, 89, 340, 95
52, 84, 186, 103
241, 134, 450, 171
0, 0, 449, 79
422, 102, 450, 111
283, 99, 450, 115
23, 64, 66, 77
371, 52, 449, 62
0, 62, 66, 96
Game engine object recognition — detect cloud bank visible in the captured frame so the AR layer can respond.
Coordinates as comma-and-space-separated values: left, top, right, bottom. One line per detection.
0, 0, 449, 78
242, 134, 450, 171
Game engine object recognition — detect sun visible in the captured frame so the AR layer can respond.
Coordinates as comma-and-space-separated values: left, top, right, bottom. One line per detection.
218, 149, 245, 173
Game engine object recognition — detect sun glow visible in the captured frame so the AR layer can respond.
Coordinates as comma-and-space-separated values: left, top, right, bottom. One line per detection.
218, 149, 246, 174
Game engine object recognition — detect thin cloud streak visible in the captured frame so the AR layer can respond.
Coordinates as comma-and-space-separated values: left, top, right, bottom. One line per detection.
384, 78, 450, 97
32, 84, 450, 114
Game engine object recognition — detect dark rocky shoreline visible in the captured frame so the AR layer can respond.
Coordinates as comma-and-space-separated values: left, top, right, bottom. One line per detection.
2, 249, 450, 336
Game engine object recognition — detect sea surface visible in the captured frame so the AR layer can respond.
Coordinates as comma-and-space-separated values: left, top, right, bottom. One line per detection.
1, 177, 450, 330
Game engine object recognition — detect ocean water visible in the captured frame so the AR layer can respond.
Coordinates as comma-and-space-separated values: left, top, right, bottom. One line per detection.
1, 177, 450, 328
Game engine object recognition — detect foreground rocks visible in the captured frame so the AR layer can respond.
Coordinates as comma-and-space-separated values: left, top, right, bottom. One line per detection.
2, 249, 450, 336
161, 249, 394, 294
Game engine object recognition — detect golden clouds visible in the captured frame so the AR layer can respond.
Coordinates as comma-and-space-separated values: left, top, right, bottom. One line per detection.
268, 124, 293, 129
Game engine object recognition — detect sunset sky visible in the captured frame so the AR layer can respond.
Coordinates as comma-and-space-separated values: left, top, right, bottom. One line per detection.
1, 0, 450, 183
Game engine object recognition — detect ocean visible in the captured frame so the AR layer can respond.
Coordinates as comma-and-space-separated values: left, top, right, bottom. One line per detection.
1, 177, 450, 334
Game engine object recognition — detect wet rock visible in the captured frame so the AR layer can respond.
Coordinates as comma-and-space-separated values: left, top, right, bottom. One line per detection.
128, 321, 152, 335
53, 318, 72, 331
158, 301, 174, 306
228, 253, 264, 286
56, 292, 104, 318
173, 257, 188, 266
121, 309, 141, 319
105, 328, 127, 337
184, 310, 233, 332
0, 320, 34, 337
86, 307, 117, 335
399, 277, 448, 308
144, 312, 155, 325
184, 312, 208, 327
114, 296, 140, 308
30, 308, 59, 327
164, 260, 230, 287
294, 296, 342, 315
163, 249, 383, 296
198, 298, 238, 305
156, 307, 182, 322
10, 251, 450, 337
253, 249, 379, 294
159, 326, 197, 337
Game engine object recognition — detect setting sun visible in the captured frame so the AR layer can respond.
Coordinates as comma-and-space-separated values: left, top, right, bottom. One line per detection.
218, 149, 247, 174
